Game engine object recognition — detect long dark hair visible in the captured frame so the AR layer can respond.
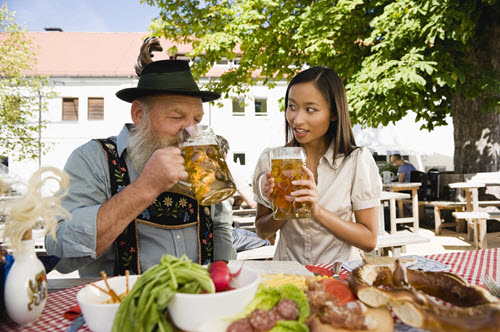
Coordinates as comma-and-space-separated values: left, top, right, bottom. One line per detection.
284, 66, 357, 161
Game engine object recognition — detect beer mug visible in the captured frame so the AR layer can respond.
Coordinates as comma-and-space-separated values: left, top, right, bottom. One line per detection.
256, 147, 311, 220
382, 171, 394, 184
178, 125, 237, 206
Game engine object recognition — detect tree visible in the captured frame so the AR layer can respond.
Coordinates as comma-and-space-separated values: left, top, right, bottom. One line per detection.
0, 3, 55, 163
145, 0, 499, 173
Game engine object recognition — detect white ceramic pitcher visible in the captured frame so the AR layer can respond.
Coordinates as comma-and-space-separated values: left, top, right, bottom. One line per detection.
382, 171, 394, 184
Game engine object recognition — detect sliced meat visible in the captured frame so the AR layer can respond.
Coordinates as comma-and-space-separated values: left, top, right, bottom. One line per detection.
250, 309, 278, 331
276, 298, 299, 321
321, 301, 370, 330
226, 317, 255, 332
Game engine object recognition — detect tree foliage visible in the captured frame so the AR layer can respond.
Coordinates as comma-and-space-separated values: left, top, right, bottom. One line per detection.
0, 3, 55, 162
145, 0, 499, 132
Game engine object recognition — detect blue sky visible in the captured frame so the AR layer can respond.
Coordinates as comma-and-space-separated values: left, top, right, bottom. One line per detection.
5, 0, 161, 32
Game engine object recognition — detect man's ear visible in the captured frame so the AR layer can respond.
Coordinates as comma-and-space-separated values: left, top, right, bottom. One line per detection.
131, 100, 143, 126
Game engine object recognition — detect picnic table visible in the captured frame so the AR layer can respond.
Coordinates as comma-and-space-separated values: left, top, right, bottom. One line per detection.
449, 180, 500, 249
383, 182, 422, 233
2, 248, 497, 331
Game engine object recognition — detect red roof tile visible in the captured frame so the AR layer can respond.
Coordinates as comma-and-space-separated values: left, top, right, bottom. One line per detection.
1, 32, 265, 79
19, 32, 197, 77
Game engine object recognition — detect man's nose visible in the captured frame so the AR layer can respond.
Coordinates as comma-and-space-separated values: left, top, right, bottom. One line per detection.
181, 118, 198, 131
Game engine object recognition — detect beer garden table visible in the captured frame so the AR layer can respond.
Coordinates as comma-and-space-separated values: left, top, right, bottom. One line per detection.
1, 249, 498, 331
449, 180, 500, 249
382, 182, 422, 234
376, 191, 430, 257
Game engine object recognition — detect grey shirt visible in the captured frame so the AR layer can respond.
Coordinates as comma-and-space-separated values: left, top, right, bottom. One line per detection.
45, 124, 236, 277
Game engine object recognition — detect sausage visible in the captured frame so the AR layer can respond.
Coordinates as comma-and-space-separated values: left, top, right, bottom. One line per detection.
226, 317, 255, 332
250, 309, 278, 331
276, 298, 299, 321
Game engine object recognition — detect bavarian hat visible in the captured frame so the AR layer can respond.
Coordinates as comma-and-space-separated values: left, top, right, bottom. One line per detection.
116, 60, 221, 103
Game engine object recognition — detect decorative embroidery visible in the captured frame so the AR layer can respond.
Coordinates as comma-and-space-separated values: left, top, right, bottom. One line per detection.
146, 195, 196, 221
95, 138, 214, 275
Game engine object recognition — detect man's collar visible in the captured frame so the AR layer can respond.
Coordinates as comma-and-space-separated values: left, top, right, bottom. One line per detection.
116, 124, 134, 157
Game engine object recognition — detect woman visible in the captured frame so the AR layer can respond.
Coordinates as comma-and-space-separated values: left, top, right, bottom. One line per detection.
253, 66, 382, 265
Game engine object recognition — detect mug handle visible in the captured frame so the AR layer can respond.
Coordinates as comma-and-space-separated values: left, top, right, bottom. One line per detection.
176, 180, 192, 189
176, 140, 192, 189
255, 170, 272, 206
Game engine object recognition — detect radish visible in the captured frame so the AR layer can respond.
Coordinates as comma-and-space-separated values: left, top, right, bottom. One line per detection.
208, 261, 244, 292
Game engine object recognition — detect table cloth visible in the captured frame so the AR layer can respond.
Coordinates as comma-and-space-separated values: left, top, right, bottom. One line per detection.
1, 248, 498, 331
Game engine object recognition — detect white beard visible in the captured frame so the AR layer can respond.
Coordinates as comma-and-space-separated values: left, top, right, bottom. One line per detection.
127, 123, 180, 173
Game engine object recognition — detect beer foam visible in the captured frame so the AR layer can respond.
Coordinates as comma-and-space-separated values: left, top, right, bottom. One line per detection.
271, 156, 305, 160
182, 138, 217, 146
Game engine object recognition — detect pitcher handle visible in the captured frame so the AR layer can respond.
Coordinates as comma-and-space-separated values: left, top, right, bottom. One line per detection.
255, 170, 272, 206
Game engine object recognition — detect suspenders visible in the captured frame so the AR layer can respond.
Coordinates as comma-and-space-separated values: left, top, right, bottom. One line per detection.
95, 138, 214, 275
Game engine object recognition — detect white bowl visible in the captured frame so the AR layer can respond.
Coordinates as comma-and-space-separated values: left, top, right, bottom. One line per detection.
76, 275, 140, 332
168, 265, 260, 331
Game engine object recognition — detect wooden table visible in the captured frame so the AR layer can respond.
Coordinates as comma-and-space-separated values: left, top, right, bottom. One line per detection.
47, 277, 100, 294
449, 181, 500, 249
3, 251, 498, 332
382, 183, 422, 233
378, 191, 410, 234
377, 191, 429, 257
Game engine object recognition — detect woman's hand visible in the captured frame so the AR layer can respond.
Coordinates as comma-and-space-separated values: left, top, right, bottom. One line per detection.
290, 166, 321, 216
263, 172, 275, 202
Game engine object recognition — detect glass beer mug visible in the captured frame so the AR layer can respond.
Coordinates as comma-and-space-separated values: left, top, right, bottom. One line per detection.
256, 147, 311, 219
178, 124, 237, 206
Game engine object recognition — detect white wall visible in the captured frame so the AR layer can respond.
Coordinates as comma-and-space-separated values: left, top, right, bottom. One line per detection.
5, 76, 455, 186
354, 113, 455, 172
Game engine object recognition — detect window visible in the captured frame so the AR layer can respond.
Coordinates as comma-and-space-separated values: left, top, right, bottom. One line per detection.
0, 155, 8, 168
233, 153, 246, 166
232, 58, 241, 67
215, 57, 229, 66
175, 54, 192, 62
255, 99, 267, 116
62, 97, 78, 121
232, 98, 245, 116
88, 97, 104, 120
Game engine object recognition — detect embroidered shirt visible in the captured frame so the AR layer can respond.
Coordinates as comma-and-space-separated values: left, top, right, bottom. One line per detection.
45, 124, 236, 277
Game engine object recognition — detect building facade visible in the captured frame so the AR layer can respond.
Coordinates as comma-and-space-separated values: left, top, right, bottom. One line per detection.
5, 32, 455, 185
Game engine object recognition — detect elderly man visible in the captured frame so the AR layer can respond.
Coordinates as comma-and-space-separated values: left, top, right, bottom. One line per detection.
45, 38, 236, 277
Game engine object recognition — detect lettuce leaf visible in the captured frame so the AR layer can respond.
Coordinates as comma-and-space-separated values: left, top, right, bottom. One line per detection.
272, 320, 309, 332
232, 283, 310, 326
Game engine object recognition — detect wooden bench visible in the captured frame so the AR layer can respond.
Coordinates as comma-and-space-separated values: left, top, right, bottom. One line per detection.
399, 200, 500, 235
236, 245, 276, 260
428, 201, 467, 234
376, 230, 430, 257
489, 211, 500, 219
452, 211, 490, 249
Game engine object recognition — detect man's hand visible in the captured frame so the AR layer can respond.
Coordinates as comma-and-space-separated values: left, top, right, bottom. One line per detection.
138, 146, 188, 196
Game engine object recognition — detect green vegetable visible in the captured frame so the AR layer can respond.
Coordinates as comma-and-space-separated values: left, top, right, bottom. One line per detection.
112, 255, 215, 332
232, 283, 310, 332
273, 320, 309, 332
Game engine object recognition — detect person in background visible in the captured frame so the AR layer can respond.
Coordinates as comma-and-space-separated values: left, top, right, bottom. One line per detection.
253, 66, 381, 265
45, 38, 235, 277
216, 135, 271, 252
391, 154, 417, 183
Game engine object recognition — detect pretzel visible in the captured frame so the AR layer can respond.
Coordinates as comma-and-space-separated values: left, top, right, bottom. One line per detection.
348, 260, 500, 332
